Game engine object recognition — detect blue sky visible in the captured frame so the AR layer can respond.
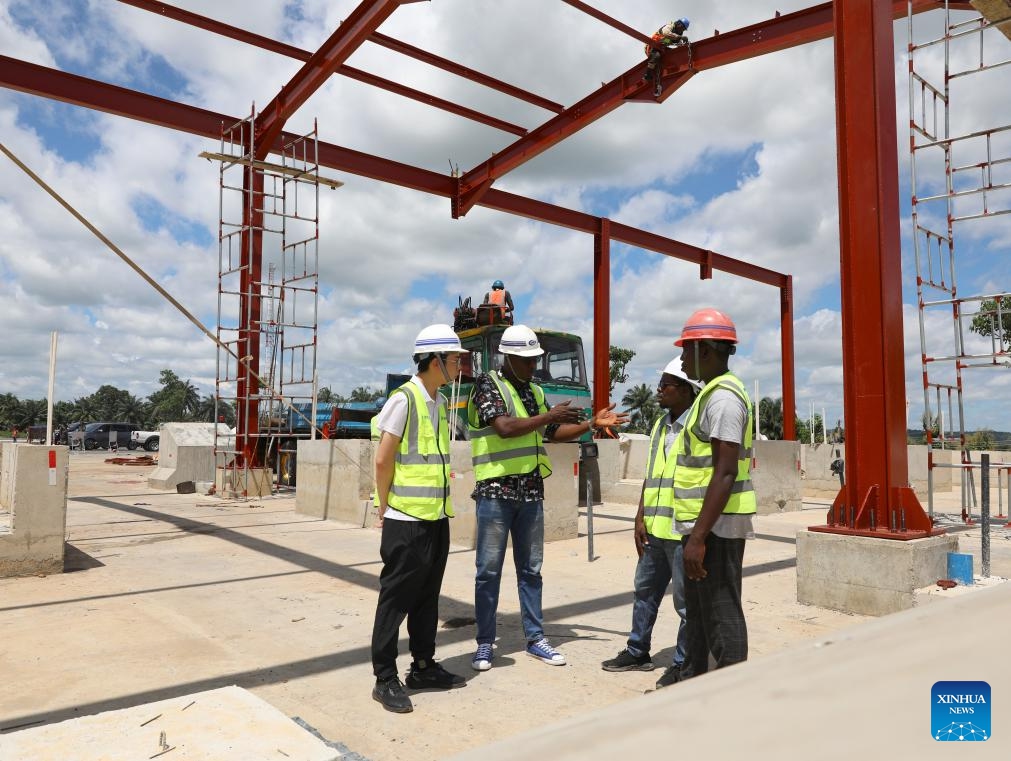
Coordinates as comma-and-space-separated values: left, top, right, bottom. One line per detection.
1, 0, 1008, 434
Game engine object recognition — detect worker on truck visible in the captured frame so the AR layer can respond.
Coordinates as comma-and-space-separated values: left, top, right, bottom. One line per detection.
370, 324, 468, 714
467, 324, 627, 671
480, 280, 514, 325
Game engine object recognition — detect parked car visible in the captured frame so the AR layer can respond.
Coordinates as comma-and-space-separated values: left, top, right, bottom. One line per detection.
130, 429, 160, 452
81, 422, 141, 450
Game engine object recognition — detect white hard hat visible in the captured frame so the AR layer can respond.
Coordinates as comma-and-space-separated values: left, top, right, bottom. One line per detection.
662, 359, 703, 391
413, 324, 468, 355
499, 324, 544, 357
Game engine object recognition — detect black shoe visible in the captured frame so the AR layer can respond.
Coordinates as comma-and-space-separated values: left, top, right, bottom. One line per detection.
372, 676, 413, 713
655, 664, 682, 689
405, 660, 466, 690
601, 648, 654, 672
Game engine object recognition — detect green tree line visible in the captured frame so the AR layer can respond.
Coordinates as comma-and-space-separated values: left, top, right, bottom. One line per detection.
0, 371, 387, 434
0, 370, 220, 431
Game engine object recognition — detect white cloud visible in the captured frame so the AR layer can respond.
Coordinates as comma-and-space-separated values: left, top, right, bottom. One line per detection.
1, 0, 1008, 436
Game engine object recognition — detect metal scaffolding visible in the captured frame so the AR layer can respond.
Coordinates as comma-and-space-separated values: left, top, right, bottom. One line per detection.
211, 111, 327, 495
908, 0, 1011, 518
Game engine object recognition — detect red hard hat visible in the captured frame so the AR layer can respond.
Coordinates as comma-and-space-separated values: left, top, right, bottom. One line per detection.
674, 308, 738, 346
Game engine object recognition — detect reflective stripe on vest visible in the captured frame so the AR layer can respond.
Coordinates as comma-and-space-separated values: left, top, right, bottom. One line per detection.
468, 372, 552, 481
641, 413, 682, 541
388, 383, 453, 520
673, 372, 756, 523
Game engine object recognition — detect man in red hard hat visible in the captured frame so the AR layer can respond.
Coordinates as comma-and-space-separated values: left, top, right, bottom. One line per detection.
672, 307, 756, 679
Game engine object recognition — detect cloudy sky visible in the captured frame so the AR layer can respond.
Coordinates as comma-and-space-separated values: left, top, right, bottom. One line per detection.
1, 0, 1008, 433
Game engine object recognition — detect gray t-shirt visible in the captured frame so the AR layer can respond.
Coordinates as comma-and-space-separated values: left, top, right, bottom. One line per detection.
675, 386, 755, 539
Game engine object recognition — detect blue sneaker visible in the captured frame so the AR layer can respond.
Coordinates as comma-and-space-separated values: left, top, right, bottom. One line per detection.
472, 643, 493, 671
526, 637, 566, 666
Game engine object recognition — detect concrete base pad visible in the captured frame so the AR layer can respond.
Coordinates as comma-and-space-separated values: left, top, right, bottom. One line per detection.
797, 529, 958, 615
0, 686, 340, 761
215, 467, 272, 498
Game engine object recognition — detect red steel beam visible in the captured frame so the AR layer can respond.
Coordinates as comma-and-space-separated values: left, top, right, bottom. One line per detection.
1, 55, 795, 418
254, 0, 403, 158
340, 66, 526, 136
0, 55, 790, 289
369, 32, 564, 114
453, 0, 969, 217
809, 0, 938, 539
114, 1, 532, 134
559, 0, 657, 48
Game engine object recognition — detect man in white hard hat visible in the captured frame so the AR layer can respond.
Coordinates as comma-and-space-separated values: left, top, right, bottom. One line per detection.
370, 324, 468, 714
601, 360, 701, 689
467, 324, 627, 671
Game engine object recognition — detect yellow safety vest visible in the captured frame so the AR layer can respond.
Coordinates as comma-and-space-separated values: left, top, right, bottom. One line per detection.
672, 373, 756, 523
467, 371, 552, 481
642, 412, 682, 541
388, 382, 453, 520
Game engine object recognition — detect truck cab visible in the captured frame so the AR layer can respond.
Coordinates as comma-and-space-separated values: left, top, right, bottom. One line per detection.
449, 325, 591, 439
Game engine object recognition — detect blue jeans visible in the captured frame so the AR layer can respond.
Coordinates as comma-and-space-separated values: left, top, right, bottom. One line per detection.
626, 536, 686, 667
474, 497, 544, 645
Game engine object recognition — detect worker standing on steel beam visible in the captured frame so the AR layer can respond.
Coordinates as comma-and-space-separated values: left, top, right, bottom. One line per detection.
370, 324, 469, 714
673, 308, 756, 678
644, 17, 690, 82
601, 360, 701, 689
468, 325, 627, 671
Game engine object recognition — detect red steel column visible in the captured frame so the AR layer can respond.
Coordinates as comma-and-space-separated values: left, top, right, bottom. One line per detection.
236, 167, 264, 469
593, 219, 611, 417
781, 277, 796, 441
811, 0, 936, 538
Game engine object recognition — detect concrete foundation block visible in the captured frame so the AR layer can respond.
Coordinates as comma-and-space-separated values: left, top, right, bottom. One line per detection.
147, 424, 227, 490
752, 440, 803, 514
0, 443, 69, 577
797, 529, 958, 615
215, 466, 272, 498
295, 439, 581, 549
295, 439, 374, 523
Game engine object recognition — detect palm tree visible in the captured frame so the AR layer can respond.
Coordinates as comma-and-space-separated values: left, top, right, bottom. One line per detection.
193, 393, 218, 422
116, 393, 150, 425
758, 397, 785, 440
621, 383, 659, 433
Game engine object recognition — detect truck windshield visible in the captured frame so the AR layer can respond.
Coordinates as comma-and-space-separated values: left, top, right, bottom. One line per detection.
490, 331, 586, 386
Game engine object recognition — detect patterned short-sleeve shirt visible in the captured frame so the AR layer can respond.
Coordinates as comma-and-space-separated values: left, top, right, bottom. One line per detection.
470, 372, 559, 502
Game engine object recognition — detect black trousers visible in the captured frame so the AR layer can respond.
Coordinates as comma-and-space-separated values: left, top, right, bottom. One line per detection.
371, 517, 450, 680
680, 533, 748, 678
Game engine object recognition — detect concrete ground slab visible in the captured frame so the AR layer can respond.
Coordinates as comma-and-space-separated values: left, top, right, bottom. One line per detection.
450, 582, 1011, 761
0, 686, 340, 761
2, 455, 1010, 759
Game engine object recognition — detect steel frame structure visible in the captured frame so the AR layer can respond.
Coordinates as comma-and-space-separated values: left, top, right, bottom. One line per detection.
908, 0, 1011, 520
0, 0, 972, 526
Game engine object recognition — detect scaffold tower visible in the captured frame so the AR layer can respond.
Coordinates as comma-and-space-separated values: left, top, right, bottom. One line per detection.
908, 1, 1011, 518
209, 110, 333, 494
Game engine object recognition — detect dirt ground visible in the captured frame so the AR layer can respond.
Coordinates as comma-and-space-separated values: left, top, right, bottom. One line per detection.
4, 452, 1004, 760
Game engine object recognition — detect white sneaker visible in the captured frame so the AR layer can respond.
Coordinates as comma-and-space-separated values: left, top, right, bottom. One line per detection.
526, 637, 566, 665
472, 643, 493, 671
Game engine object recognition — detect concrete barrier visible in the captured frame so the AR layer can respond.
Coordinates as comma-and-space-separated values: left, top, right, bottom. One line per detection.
800, 443, 955, 500
295, 439, 582, 549
0, 443, 69, 577
148, 423, 228, 490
